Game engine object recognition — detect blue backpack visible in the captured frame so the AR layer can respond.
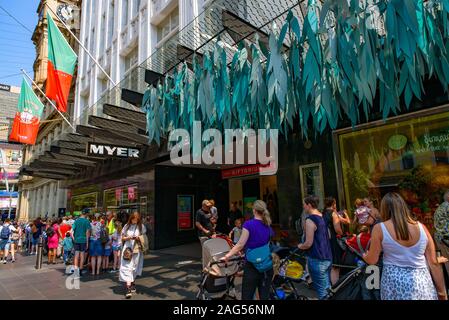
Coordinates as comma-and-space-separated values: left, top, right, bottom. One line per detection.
246, 242, 273, 273
1, 226, 11, 240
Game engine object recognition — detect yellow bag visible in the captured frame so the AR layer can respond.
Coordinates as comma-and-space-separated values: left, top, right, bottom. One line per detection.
285, 260, 304, 280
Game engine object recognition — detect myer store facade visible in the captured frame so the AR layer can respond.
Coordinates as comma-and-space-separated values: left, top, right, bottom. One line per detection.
22, 0, 449, 249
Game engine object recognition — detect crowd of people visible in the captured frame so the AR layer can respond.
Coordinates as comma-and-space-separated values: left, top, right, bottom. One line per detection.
0, 210, 150, 299
196, 192, 449, 301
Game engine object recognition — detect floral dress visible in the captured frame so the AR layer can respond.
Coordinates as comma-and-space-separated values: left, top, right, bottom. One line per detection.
119, 224, 146, 283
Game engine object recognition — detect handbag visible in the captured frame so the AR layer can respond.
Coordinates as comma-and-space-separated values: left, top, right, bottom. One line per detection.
122, 225, 137, 261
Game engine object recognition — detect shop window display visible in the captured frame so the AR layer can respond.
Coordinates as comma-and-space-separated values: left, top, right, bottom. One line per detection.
337, 109, 449, 234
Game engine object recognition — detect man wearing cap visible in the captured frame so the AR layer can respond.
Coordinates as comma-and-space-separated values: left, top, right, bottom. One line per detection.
195, 200, 214, 245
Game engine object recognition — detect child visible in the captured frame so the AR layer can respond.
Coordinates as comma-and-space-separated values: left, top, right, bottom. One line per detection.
209, 216, 218, 236
102, 231, 112, 272
62, 232, 74, 265
353, 198, 371, 232
229, 218, 243, 245
110, 221, 122, 273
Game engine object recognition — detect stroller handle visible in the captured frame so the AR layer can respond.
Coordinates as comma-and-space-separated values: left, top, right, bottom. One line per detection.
210, 256, 244, 266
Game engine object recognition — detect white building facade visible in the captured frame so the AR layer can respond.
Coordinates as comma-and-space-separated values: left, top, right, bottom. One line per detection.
74, 0, 205, 120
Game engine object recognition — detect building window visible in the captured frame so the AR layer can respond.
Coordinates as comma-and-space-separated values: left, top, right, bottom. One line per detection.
108, 1, 115, 47
100, 12, 106, 53
132, 0, 141, 18
157, 9, 179, 44
124, 47, 138, 73
122, 0, 129, 27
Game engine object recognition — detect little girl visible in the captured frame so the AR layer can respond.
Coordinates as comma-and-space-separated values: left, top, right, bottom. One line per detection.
110, 221, 122, 273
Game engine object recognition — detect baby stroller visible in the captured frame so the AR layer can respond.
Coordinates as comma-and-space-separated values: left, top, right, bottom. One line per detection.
271, 247, 308, 300
337, 232, 371, 272
326, 232, 380, 300
196, 237, 243, 300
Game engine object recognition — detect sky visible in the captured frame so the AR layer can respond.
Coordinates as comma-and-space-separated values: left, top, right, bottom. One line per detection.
0, 0, 39, 88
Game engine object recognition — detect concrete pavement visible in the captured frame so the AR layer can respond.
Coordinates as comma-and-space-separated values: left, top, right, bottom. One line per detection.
0, 243, 316, 300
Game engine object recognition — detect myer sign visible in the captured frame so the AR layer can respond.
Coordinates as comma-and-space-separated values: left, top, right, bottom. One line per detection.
87, 142, 140, 158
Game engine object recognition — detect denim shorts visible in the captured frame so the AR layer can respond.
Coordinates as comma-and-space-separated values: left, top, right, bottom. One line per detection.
103, 248, 112, 257
89, 239, 104, 257
112, 245, 121, 252
0, 239, 10, 250
74, 242, 87, 252
31, 237, 39, 245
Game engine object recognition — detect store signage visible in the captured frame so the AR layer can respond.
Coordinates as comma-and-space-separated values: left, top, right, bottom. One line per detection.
177, 195, 194, 231
0, 173, 19, 180
221, 162, 277, 179
0, 84, 11, 91
87, 142, 140, 158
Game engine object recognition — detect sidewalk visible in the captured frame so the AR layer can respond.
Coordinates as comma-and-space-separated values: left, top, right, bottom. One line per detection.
0, 244, 316, 300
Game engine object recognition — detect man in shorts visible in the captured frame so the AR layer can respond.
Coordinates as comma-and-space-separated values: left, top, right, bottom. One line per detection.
71, 210, 91, 277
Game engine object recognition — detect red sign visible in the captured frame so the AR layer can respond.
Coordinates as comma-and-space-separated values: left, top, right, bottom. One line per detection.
178, 213, 191, 229
128, 186, 136, 201
221, 162, 277, 179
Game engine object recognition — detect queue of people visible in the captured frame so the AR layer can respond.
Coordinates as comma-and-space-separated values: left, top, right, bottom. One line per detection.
197, 192, 448, 301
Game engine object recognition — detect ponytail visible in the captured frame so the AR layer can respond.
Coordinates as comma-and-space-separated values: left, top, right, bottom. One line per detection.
253, 200, 272, 226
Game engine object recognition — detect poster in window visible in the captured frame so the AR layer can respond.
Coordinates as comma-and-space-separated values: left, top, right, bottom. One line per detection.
128, 186, 136, 201
177, 195, 194, 231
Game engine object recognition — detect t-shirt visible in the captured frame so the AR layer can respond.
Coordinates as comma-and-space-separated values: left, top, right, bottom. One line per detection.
63, 237, 74, 251
72, 217, 91, 244
210, 206, 218, 219
0, 224, 17, 240
112, 230, 121, 247
59, 223, 71, 238
243, 219, 273, 249
231, 226, 242, 243
90, 221, 102, 240
196, 209, 212, 237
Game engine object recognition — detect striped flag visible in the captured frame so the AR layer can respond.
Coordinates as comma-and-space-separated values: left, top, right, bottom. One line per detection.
46, 12, 77, 113
9, 78, 45, 145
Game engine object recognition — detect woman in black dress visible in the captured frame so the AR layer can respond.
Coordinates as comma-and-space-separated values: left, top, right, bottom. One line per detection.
322, 197, 351, 285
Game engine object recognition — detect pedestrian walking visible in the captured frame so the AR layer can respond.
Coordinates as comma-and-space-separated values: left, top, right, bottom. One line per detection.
120, 212, 146, 298
298, 195, 333, 300
71, 211, 91, 277
222, 200, 274, 300
0, 219, 17, 264
89, 213, 104, 275
110, 221, 122, 273
364, 192, 447, 300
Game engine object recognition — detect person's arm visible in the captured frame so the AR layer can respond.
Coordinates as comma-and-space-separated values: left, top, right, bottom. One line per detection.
339, 210, 351, 225
229, 229, 234, 239
422, 225, 447, 300
332, 212, 343, 235
195, 221, 210, 235
223, 228, 249, 260
86, 225, 91, 248
298, 219, 316, 250
363, 224, 383, 265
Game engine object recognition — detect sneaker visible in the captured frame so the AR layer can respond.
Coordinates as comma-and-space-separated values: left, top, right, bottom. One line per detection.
11, 259, 15, 263
130, 284, 136, 293
109, 269, 117, 273
81, 269, 88, 275
125, 287, 132, 299
2, 260, 6, 264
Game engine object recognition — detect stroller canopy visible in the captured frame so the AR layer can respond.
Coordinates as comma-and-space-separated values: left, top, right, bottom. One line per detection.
202, 238, 239, 277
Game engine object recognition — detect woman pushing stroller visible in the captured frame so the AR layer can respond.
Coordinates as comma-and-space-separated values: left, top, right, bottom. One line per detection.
221, 200, 274, 300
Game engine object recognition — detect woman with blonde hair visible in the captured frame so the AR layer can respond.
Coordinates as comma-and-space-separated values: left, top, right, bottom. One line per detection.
364, 192, 447, 300
222, 200, 273, 300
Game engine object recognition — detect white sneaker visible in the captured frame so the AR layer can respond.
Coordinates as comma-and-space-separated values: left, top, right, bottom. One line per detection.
2, 260, 7, 264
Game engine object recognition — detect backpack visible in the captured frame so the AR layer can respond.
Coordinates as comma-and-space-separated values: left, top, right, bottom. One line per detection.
99, 226, 109, 245
46, 227, 55, 238
1, 226, 11, 240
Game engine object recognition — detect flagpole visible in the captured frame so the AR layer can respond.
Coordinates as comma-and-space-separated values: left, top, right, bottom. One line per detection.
21, 69, 75, 131
46, 4, 117, 87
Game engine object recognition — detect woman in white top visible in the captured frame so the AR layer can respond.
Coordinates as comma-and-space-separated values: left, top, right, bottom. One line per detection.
364, 193, 447, 300
119, 212, 146, 299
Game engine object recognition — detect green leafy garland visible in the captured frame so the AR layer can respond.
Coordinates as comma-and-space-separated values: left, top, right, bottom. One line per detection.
143, 0, 449, 145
